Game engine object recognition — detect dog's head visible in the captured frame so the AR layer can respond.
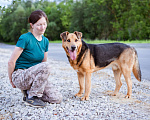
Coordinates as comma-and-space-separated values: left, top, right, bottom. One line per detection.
60, 31, 82, 61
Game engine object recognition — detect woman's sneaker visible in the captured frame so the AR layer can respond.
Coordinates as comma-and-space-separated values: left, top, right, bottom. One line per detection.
22, 90, 46, 108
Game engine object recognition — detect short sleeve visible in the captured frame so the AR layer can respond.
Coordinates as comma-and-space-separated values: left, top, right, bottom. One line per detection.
45, 38, 49, 52
16, 34, 28, 49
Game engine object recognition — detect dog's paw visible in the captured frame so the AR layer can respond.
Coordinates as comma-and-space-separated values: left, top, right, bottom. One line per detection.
125, 95, 131, 98
110, 92, 117, 96
81, 96, 89, 101
75, 93, 82, 97
106, 90, 117, 96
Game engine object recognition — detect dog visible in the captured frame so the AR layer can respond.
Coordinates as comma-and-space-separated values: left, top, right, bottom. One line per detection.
60, 31, 141, 101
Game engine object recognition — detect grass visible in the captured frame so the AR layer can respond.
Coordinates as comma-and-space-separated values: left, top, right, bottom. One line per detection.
50, 40, 150, 44
49, 40, 63, 43
84, 40, 150, 44
1, 40, 150, 45
0, 41, 16, 45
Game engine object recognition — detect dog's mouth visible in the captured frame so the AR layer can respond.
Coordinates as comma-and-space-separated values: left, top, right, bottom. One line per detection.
67, 46, 77, 60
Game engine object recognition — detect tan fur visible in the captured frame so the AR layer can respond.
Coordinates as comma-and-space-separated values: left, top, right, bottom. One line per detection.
60, 31, 141, 101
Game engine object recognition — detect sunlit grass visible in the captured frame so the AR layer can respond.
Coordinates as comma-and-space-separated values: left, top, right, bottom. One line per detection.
1, 40, 150, 45
49, 40, 150, 44
49, 40, 62, 43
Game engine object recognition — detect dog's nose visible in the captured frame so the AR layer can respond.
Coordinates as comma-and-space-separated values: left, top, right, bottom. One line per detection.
71, 45, 76, 51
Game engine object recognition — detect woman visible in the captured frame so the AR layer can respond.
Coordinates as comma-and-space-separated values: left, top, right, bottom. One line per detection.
8, 10, 62, 107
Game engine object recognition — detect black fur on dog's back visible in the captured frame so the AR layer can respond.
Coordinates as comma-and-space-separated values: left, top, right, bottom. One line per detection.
81, 40, 130, 67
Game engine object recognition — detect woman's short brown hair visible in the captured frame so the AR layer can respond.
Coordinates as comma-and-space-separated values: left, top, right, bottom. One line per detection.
28, 10, 48, 24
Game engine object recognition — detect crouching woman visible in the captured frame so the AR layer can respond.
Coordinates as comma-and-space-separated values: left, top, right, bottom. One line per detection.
8, 10, 62, 108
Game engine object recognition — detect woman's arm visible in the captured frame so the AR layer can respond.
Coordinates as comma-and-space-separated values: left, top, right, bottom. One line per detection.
42, 52, 48, 62
8, 47, 23, 88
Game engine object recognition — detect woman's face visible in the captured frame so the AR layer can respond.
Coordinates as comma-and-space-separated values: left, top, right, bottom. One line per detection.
30, 17, 47, 35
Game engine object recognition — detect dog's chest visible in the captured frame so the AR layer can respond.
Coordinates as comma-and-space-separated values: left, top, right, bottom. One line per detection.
72, 64, 79, 71
74, 69, 79, 72
71, 64, 82, 72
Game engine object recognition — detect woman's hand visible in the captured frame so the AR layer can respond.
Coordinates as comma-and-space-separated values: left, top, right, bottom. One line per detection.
8, 46, 23, 88
9, 79, 16, 88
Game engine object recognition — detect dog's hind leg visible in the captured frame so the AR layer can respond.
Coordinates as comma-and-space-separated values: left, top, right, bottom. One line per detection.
111, 68, 122, 96
119, 48, 135, 98
75, 72, 85, 97
122, 69, 132, 98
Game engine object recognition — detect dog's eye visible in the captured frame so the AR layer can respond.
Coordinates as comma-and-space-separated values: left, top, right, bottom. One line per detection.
75, 39, 78, 42
67, 39, 70, 42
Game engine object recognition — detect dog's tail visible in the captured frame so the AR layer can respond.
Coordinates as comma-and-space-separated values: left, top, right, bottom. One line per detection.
132, 48, 141, 81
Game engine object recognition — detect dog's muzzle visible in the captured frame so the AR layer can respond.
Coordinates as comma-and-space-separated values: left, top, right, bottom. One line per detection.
71, 45, 76, 52
67, 45, 77, 60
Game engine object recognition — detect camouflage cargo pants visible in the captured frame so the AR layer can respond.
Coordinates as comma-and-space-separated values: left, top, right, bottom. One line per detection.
12, 62, 62, 104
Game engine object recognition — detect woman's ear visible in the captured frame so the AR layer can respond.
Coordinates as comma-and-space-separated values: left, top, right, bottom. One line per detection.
30, 23, 33, 29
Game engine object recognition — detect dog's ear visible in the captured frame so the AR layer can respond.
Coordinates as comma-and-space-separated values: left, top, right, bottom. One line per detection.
60, 31, 69, 42
74, 31, 82, 39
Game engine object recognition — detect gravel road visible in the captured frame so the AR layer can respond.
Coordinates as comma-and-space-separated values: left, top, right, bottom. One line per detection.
0, 43, 150, 80
0, 46, 150, 120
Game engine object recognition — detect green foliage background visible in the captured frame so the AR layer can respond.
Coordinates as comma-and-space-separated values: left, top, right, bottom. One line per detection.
0, 0, 150, 42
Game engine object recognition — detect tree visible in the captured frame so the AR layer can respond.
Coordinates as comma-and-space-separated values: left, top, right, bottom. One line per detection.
44, 1, 62, 40
108, 0, 150, 40
0, 0, 150, 42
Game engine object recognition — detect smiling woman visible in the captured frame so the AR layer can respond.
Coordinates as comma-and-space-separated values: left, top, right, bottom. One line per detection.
8, 10, 62, 108
28, 10, 48, 41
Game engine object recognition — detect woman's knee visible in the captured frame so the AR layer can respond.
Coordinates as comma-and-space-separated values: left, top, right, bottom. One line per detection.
32, 62, 50, 75
41, 62, 51, 73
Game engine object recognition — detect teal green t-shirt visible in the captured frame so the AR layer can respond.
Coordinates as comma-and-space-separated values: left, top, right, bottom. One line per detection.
15, 32, 49, 69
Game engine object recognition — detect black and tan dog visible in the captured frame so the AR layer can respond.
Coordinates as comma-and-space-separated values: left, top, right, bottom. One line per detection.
60, 31, 141, 101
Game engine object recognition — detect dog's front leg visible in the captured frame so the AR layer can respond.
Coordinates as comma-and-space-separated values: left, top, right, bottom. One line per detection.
75, 72, 84, 97
81, 72, 91, 101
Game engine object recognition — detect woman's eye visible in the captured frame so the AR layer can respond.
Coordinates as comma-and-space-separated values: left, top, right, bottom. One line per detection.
67, 39, 70, 42
75, 39, 78, 42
